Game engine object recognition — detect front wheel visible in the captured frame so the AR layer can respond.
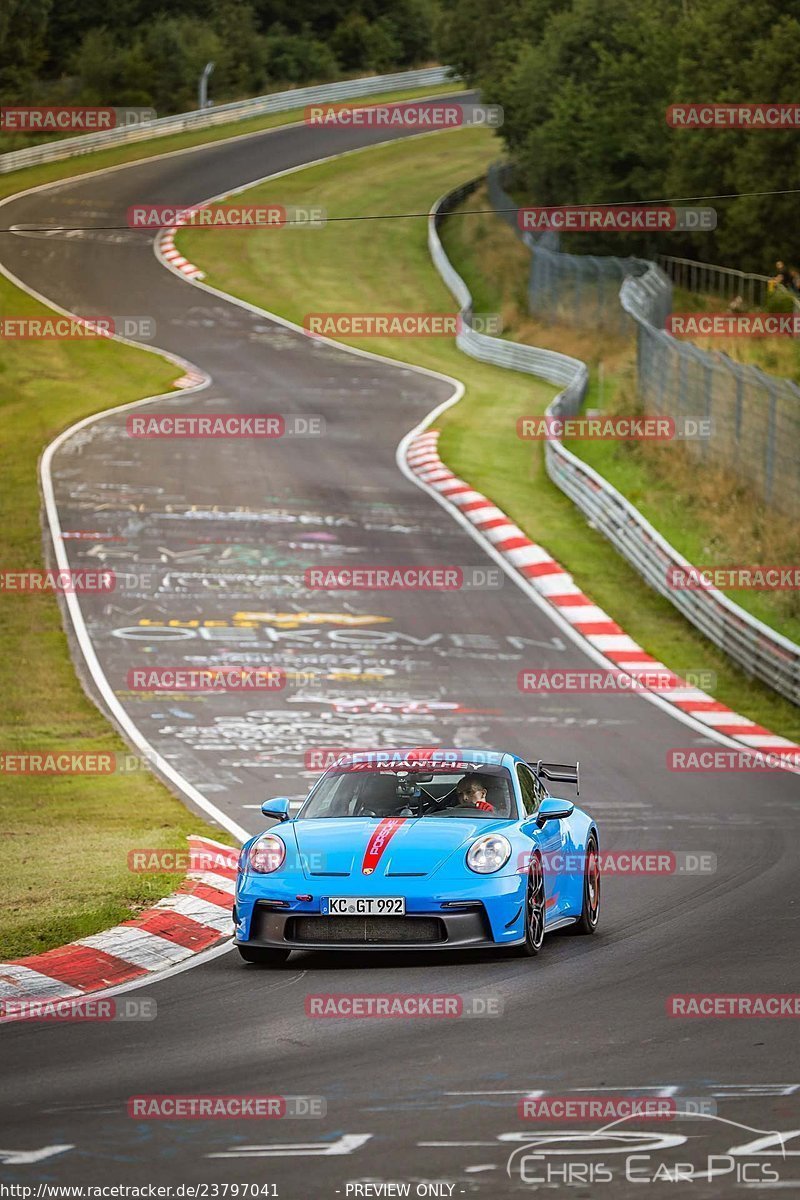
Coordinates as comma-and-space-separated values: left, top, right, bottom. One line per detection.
569, 836, 600, 934
237, 945, 291, 966
511, 851, 546, 957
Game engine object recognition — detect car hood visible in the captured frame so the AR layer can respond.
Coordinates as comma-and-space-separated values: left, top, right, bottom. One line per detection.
289, 816, 513, 879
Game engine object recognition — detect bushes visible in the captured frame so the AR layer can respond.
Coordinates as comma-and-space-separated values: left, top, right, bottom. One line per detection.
263, 24, 339, 86
1, 0, 441, 119
439, 0, 800, 271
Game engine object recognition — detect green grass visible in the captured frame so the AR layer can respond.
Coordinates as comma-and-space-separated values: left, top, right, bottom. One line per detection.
670, 283, 800, 385
178, 132, 800, 743
0, 269, 240, 960
569, 435, 800, 646
0, 76, 461, 962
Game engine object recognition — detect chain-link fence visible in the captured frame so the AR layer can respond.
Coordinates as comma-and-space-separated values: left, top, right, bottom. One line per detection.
622, 270, 800, 515
487, 163, 653, 333
487, 162, 800, 517
530, 245, 655, 334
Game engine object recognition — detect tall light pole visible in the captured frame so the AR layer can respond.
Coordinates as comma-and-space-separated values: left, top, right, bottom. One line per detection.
198, 61, 215, 110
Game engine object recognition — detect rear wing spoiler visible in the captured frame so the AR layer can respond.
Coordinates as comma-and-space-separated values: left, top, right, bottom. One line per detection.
529, 760, 580, 797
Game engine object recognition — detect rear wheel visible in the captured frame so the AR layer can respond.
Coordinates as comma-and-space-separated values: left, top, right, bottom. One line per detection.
237, 946, 291, 966
512, 851, 546, 957
569, 836, 600, 934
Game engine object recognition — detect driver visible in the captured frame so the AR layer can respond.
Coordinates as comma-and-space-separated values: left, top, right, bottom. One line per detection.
454, 773, 494, 812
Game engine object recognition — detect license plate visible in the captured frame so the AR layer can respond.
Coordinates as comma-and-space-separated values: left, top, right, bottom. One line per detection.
325, 897, 405, 916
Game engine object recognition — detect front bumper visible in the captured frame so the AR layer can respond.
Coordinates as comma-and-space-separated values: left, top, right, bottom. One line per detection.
234, 873, 526, 951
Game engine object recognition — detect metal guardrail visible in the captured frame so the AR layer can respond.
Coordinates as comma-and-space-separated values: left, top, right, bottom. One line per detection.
657, 254, 773, 308
429, 178, 800, 706
431, 180, 587, 393
0, 66, 455, 174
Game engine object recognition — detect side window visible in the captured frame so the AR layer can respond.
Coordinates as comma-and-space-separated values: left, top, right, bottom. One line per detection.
516, 764, 541, 815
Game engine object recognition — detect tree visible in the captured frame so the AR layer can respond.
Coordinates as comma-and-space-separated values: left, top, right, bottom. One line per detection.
481, 0, 681, 254
331, 12, 401, 72
0, 0, 51, 102
264, 23, 339, 85
666, 0, 800, 270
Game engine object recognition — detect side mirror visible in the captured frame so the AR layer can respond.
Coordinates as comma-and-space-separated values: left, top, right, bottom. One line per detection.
536, 797, 574, 827
261, 797, 291, 821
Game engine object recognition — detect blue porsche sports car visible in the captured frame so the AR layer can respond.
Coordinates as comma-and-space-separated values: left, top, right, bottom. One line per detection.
233, 748, 600, 964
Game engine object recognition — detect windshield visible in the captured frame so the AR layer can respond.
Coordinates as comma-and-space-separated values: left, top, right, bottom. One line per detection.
299, 764, 516, 819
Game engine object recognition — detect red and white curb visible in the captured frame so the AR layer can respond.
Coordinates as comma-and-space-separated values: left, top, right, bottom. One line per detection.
158, 229, 204, 281
406, 430, 800, 763
154, 232, 206, 386
0, 836, 235, 1009
173, 367, 207, 389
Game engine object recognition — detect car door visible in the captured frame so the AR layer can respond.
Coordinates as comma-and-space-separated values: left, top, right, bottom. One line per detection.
517, 763, 565, 916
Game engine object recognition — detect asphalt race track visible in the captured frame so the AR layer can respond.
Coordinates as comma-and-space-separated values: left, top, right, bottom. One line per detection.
1, 99, 798, 1196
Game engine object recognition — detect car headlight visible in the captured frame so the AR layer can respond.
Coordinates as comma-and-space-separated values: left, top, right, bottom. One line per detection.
466, 834, 511, 874
248, 834, 286, 874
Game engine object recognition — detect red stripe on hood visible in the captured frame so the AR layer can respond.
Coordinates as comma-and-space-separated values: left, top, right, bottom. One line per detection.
361, 817, 407, 874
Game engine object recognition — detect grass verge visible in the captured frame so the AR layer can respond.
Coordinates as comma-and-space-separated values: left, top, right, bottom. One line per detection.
0, 76, 460, 962
670, 284, 800, 384
0, 241, 237, 962
178, 134, 799, 742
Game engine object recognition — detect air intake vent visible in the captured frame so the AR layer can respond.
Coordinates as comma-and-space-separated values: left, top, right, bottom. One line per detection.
287, 916, 444, 944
